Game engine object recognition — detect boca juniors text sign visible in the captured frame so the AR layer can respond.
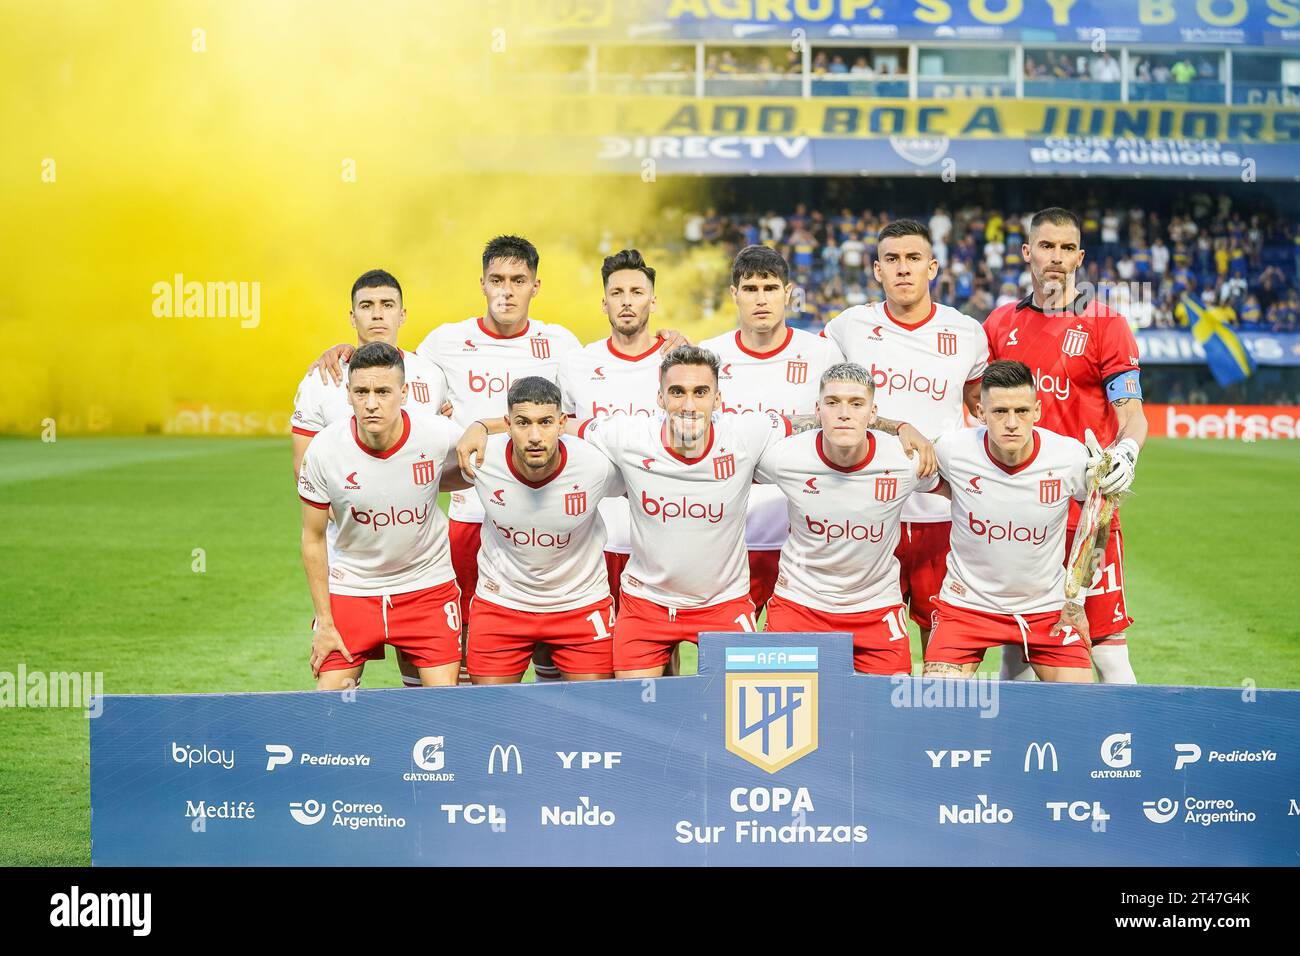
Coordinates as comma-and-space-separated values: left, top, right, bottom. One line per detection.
90, 634, 1299, 865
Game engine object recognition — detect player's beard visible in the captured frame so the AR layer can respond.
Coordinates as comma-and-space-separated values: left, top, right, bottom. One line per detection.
665, 412, 708, 448
611, 310, 649, 338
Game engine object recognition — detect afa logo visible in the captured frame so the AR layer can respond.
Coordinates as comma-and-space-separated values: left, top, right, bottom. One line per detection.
725, 646, 819, 774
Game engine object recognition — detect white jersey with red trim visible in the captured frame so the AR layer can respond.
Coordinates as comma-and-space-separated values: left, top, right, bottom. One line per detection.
700, 326, 845, 550
935, 426, 1089, 616
416, 316, 581, 524
822, 301, 989, 523
471, 435, 624, 612
755, 429, 939, 613
291, 349, 447, 437
558, 336, 664, 555
297, 411, 461, 597
578, 410, 790, 609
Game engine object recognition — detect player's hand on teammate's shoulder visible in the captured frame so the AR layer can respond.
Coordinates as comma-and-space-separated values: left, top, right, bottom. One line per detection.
311, 343, 355, 385
309, 620, 352, 678
439, 401, 454, 418
456, 420, 491, 480
898, 423, 937, 477
654, 328, 692, 351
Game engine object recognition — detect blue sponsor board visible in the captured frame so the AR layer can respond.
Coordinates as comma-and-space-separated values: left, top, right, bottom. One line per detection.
1138, 330, 1300, 366
530, 0, 1300, 47
584, 135, 1300, 179
92, 633, 1299, 866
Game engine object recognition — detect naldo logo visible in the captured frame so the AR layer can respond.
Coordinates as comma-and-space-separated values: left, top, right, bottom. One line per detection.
1092, 732, 1141, 778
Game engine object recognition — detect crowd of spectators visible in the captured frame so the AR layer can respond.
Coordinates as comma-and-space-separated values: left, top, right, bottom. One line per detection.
675, 199, 1300, 334
1024, 51, 1221, 84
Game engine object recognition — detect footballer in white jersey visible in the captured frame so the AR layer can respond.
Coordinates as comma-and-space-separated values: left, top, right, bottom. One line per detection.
821, 220, 989, 645
924, 360, 1095, 683
298, 343, 468, 689
558, 249, 671, 611
467, 378, 624, 683
700, 244, 845, 613
755, 363, 937, 675
291, 269, 449, 688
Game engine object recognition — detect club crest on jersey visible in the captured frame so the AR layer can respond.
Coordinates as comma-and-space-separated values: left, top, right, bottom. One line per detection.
786, 360, 808, 385
530, 337, 550, 360
411, 458, 436, 486
725, 646, 819, 774
409, 381, 430, 404
1125, 377, 1137, 394
713, 453, 736, 480
937, 331, 958, 356
875, 476, 898, 501
564, 490, 587, 516
1039, 478, 1062, 504
1062, 327, 1089, 357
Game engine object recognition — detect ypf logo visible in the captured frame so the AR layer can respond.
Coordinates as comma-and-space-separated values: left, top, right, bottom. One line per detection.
289, 799, 327, 826
725, 646, 818, 774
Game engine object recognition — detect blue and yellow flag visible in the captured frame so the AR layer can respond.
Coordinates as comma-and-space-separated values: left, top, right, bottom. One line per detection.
1176, 293, 1256, 387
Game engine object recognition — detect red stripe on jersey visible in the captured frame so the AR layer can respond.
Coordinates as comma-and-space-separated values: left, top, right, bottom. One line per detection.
291, 426, 319, 437
733, 326, 793, 359
350, 409, 411, 459
476, 317, 531, 340
816, 430, 875, 473
883, 302, 937, 330
299, 495, 329, 510
983, 430, 1041, 475
504, 439, 568, 488
607, 336, 664, 362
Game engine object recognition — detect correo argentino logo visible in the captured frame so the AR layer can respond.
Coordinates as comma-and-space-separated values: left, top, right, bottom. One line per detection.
725, 646, 818, 774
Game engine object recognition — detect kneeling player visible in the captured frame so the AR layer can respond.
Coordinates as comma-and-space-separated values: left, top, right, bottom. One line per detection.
756, 363, 937, 675
924, 360, 1093, 683
466, 377, 623, 682
299, 342, 467, 689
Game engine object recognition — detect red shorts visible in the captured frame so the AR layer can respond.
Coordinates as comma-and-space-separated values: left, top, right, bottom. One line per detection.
747, 550, 781, 613
1069, 524, 1133, 644
321, 580, 463, 672
925, 598, 1092, 670
894, 521, 952, 629
766, 596, 911, 675
605, 551, 631, 612
467, 596, 615, 677
448, 519, 481, 623
613, 592, 757, 672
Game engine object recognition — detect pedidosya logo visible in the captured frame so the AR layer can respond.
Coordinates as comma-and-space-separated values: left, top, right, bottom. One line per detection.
725, 646, 818, 774
406, 735, 454, 782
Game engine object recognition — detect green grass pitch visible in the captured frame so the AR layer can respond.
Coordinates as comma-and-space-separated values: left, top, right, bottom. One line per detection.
1, 435, 1298, 864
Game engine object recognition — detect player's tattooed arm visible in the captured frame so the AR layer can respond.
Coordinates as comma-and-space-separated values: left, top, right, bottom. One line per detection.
787, 414, 820, 435
922, 662, 966, 678
785, 415, 937, 475
1050, 600, 1092, 649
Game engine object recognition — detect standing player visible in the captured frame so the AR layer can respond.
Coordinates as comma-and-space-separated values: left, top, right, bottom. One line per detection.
983, 207, 1145, 684
923, 361, 1094, 683
298, 343, 467, 688
756, 363, 938, 675
701, 245, 845, 615
558, 249, 669, 610
822, 219, 989, 650
459, 346, 933, 679
292, 269, 448, 687
466, 377, 623, 682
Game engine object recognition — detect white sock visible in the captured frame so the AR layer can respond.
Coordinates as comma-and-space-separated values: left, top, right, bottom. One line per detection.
458, 663, 472, 686
999, 645, 1036, 681
1092, 639, 1137, 684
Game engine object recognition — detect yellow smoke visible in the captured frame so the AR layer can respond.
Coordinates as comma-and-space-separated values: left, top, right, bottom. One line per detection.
0, 0, 718, 435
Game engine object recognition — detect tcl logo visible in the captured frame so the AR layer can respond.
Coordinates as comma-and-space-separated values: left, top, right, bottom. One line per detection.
1033, 368, 1071, 402
350, 503, 430, 531
967, 511, 1047, 546
640, 491, 723, 524
491, 521, 571, 550
468, 370, 514, 396
1047, 800, 1110, 824
803, 515, 885, 544
926, 749, 991, 768
869, 363, 949, 402
441, 803, 506, 826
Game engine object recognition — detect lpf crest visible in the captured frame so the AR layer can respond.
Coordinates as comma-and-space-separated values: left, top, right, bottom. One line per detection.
725, 646, 819, 774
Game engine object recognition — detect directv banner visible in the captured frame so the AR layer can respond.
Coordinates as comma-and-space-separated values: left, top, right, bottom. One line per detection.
523, 0, 1300, 46
1138, 330, 1300, 366
91, 633, 1299, 866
